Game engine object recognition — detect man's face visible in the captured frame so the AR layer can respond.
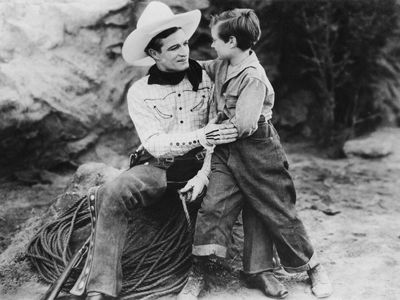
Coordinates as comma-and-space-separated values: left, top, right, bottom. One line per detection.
211, 23, 233, 60
152, 29, 190, 72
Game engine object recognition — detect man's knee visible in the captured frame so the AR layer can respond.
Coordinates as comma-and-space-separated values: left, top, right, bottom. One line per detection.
97, 170, 142, 210
97, 166, 166, 210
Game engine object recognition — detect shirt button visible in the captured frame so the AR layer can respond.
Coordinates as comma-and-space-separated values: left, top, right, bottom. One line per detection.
178, 93, 181, 97
179, 107, 182, 110
176, 142, 180, 146
180, 120, 183, 124
193, 140, 197, 144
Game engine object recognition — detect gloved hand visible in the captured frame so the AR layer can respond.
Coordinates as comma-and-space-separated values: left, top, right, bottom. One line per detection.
179, 172, 209, 202
203, 115, 238, 146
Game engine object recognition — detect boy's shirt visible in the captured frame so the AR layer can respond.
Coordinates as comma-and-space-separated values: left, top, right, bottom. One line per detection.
201, 51, 274, 138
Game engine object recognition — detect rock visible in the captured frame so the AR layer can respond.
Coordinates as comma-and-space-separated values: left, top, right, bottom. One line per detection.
0, 0, 209, 172
343, 129, 393, 158
0, 160, 244, 299
0, 162, 121, 297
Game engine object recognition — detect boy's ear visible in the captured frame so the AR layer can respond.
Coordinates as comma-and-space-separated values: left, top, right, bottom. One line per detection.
228, 36, 237, 48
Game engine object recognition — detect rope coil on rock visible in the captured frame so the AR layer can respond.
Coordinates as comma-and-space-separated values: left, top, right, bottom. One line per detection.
26, 194, 197, 299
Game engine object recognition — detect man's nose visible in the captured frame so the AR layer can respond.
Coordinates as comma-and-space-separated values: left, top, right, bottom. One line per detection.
179, 45, 189, 56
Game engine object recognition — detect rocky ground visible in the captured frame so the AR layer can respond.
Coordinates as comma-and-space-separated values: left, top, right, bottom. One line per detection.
1, 127, 399, 300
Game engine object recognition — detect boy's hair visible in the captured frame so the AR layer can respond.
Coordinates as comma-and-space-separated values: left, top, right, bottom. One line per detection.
144, 26, 181, 54
210, 9, 261, 51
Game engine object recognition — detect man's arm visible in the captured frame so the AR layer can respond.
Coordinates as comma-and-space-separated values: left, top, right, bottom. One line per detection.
127, 86, 236, 158
197, 59, 218, 81
229, 76, 271, 138
179, 147, 213, 202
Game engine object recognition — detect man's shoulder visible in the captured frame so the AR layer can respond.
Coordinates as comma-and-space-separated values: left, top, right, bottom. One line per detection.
200, 69, 213, 88
127, 75, 150, 99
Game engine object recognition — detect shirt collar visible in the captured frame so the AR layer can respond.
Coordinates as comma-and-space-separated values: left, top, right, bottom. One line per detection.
223, 51, 259, 84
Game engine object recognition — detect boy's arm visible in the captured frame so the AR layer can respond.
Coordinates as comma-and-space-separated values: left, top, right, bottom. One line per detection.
229, 76, 271, 138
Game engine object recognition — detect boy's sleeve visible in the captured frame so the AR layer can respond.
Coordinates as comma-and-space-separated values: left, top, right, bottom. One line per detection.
197, 60, 218, 81
229, 76, 270, 138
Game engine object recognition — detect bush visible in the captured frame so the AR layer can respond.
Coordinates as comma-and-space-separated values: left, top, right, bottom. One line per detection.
198, 0, 400, 144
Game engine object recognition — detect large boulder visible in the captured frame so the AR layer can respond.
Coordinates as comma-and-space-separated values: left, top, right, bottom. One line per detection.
0, 161, 243, 300
0, 0, 209, 172
343, 128, 394, 158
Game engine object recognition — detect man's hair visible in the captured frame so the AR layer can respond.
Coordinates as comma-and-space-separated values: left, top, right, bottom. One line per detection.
144, 27, 181, 55
210, 9, 261, 50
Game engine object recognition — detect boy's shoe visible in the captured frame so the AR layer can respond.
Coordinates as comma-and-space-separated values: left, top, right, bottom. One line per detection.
176, 267, 204, 300
307, 264, 333, 298
244, 271, 289, 299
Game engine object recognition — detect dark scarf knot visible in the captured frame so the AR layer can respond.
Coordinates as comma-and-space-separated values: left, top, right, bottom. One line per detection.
148, 59, 203, 91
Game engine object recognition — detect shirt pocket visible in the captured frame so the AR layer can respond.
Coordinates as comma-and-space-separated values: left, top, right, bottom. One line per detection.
224, 91, 238, 110
144, 95, 174, 120
190, 87, 211, 113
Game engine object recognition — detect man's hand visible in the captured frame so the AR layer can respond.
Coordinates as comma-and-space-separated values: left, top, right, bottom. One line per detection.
179, 175, 207, 202
204, 115, 238, 146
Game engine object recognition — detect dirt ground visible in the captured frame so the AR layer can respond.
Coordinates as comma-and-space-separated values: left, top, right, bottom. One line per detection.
1, 128, 399, 300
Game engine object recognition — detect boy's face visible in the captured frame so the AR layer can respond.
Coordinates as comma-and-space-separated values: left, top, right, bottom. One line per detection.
151, 29, 190, 72
211, 23, 233, 60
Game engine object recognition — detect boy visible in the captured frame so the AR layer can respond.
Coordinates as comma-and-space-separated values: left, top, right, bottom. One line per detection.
178, 8, 333, 300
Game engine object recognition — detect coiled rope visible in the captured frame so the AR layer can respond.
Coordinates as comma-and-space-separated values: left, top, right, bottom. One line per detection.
26, 193, 197, 299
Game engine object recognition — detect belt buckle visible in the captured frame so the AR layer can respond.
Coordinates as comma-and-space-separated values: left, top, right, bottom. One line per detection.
165, 157, 175, 163
195, 152, 205, 161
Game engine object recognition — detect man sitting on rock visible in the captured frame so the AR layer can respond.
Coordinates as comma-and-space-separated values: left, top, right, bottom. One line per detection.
63, 2, 238, 300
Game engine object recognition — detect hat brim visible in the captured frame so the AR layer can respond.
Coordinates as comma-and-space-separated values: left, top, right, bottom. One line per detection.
122, 10, 201, 66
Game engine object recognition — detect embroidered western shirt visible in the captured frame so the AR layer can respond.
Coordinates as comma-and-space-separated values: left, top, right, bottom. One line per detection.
127, 70, 213, 158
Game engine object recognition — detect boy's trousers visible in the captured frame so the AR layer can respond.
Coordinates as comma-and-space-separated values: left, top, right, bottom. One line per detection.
193, 120, 317, 273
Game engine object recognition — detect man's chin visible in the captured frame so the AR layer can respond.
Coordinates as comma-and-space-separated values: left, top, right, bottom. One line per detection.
177, 61, 189, 70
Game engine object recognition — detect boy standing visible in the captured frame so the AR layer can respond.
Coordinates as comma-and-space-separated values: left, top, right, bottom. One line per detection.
178, 9, 333, 300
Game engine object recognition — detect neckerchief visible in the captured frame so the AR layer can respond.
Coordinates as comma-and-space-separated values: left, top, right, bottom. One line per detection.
148, 59, 202, 91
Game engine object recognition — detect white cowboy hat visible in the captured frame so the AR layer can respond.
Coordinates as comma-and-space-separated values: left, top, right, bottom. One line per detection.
122, 1, 201, 66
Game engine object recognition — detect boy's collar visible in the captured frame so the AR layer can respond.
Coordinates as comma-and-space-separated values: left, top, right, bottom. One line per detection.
223, 51, 259, 83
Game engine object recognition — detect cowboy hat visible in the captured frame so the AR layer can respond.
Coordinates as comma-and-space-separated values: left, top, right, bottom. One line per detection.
122, 1, 201, 66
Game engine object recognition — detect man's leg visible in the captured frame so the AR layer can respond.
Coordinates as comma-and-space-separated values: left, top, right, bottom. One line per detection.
178, 145, 243, 300
241, 204, 289, 299
70, 165, 167, 299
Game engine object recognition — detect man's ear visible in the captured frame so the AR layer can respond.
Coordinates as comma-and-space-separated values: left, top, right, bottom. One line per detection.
228, 36, 237, 48
148, 48, 160, 61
